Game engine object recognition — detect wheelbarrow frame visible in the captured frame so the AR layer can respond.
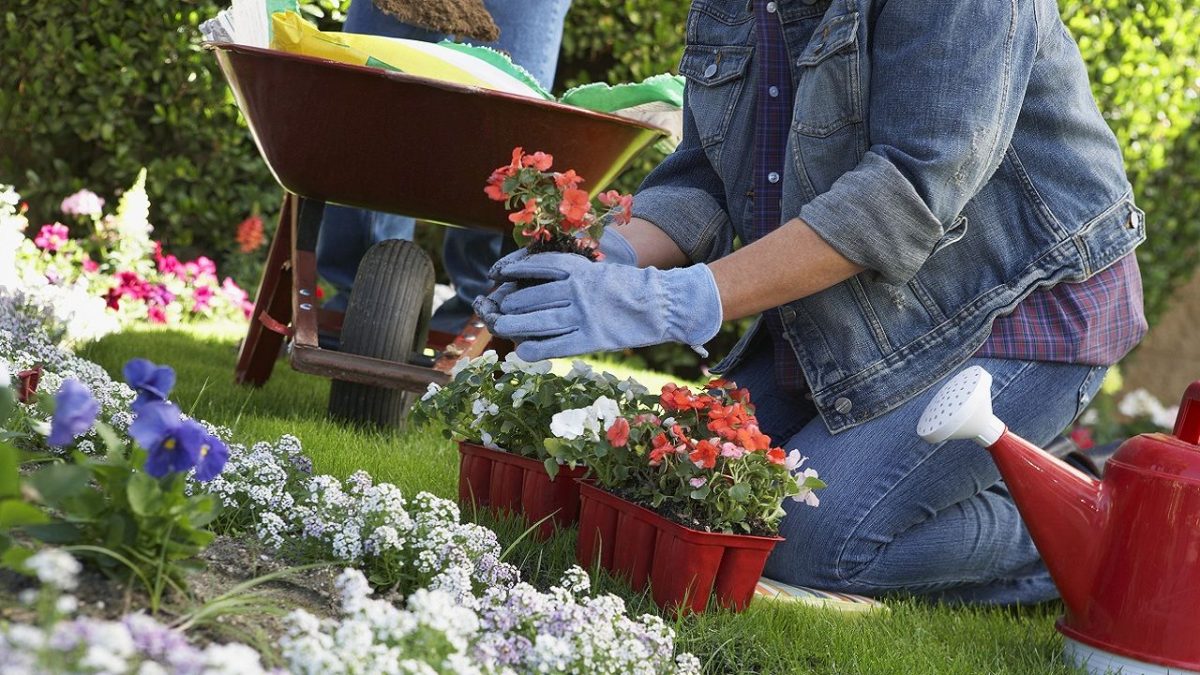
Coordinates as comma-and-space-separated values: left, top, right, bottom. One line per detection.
214, 43, 667, 396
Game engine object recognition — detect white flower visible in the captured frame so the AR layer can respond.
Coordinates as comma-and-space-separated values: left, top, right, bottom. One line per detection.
566, 360, 594, 380
500, 351, 552, 375
791, 468, 822, 507
421, 382, 441, 401
591, 396, 621, 430
550, 407, 590, 440
1119, 389, 1166, 420
26, 548, 81, 591
784, 449, 805, 472
55, 595, 78, 615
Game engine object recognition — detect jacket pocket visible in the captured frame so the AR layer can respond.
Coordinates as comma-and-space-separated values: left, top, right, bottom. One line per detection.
930, 215, 969, 256
679, 44, 754, 149
791, 11, 862, 138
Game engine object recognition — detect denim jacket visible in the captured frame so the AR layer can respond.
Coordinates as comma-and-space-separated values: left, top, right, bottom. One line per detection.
632, 0, 1146, 433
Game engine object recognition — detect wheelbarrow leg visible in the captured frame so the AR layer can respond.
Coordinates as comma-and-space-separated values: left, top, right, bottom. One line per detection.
235, 193, 297, 386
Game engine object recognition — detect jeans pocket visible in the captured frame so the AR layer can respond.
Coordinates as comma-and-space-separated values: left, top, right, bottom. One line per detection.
1074, 365, 1109, 423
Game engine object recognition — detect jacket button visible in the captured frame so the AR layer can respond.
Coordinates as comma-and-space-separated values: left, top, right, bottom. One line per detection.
834, 397, 853, 414
703, 63, 718, 78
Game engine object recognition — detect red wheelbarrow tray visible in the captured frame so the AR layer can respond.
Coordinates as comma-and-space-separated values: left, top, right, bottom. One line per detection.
208, 42, 668, 231
209, 43, 668, 393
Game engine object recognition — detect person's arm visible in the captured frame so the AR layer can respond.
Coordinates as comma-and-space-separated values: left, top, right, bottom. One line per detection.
617, 85, 736, 269
692, 0, 1041, 321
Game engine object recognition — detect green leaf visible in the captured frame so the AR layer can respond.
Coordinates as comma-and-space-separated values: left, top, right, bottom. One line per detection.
728, 483, 751, 503
0, 442, 20, 498
689, 486, 711, 500
1, 544, 34, 571
24, 522, 83, 544
0, 499, 49, 528
28, 464, 91, 505
126, 471, 162, 517
543, 458, 560, 480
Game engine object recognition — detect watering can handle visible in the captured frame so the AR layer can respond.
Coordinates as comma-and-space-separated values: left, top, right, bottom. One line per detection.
1173, 381, 1200, 445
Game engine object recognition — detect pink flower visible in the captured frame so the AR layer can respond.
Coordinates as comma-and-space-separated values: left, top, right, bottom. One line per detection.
60, 189, 104, 217
81, 255, 99, 273
147, 305, 167, 324
720, 442, 747, 460
192, 285, 215, 313
689, 477, 707, 489
157, 254, 182, 276
33, 223, 70, 252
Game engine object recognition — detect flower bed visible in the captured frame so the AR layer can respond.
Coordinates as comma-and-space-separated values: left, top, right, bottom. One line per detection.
0, 288, 701, 672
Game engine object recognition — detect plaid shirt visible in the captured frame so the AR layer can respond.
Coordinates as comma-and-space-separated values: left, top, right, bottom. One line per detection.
749, 1, 1147, 390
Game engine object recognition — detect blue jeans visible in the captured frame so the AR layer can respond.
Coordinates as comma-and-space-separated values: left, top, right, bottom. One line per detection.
317, 0, 573, 332
733, 337, 1108, 604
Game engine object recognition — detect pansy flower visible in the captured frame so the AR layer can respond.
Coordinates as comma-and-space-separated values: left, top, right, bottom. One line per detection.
129, 401, 202, 477
47, 379, 99, 447
122, 358, 175, 413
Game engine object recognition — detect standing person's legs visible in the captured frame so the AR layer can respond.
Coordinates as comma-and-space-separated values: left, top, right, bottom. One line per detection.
728, 343, 1106, 604
315, 1, 440, 314
432, 0, 573, 332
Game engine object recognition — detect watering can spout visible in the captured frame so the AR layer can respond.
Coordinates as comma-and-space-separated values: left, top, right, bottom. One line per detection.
918, 367, 1105, 616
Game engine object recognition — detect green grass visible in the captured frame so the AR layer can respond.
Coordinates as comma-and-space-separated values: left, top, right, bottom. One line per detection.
82, 322, 1081, 674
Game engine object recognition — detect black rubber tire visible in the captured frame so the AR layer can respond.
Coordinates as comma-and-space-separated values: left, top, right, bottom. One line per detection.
328, 239, 435, 430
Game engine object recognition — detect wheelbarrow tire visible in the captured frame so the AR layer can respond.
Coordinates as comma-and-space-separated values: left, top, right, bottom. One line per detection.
328, 240, 435, 430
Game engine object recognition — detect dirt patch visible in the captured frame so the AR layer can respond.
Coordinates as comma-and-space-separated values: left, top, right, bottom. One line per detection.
372, 0, 500, 42
0, 536, 343, 659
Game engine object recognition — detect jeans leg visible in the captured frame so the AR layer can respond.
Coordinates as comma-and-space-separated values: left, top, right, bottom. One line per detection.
432, 0, 573, 332
757, 356, 1107, 605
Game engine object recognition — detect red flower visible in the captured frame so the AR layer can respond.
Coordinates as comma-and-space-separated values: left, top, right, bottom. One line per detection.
558, 188, 590, 226
606, 417, 630, 448
509, 198, 539, 226
689, 440, 719, 469
660, 383, 707, 412
509, 146, 525, 170
649, 433, 673, 466
103, 287, 122, 310
522, 151, 553, 171
553, 170, 582, 190
598, 190, 622, 207
147, 305, 167, 324
767, 448, 787, 465
1069, 425, 1095, 451
236, 215, 265, 254
615, 193, 634, 225
484, 181, 508, 202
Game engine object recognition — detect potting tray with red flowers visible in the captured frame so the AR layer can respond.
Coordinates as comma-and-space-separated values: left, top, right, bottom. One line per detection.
577, 481, 782, 614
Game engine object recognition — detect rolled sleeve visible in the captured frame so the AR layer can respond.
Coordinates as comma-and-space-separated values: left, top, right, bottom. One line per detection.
800, 152, 942, 284
800, 0, 1039, 285
631, 89, 735, 265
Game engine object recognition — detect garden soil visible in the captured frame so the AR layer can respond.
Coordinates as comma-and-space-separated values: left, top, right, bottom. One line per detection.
0, 536, 345, 657
372, 0, 499, 42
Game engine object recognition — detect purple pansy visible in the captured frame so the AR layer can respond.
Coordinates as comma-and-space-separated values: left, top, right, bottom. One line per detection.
48, 379, 99, 447
192, 426, 229, 482
122, 358, 175, 413
129, 401, 201, 477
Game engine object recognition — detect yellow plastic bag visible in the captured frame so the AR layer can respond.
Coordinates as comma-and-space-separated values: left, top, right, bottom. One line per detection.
269, 12, 547, 98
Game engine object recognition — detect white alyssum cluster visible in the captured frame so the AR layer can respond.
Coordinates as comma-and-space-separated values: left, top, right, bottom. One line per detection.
24, 548, 81, 591
1118, 388, 1180, 430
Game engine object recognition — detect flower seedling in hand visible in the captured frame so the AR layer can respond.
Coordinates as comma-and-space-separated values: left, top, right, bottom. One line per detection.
484, 147, 633, 258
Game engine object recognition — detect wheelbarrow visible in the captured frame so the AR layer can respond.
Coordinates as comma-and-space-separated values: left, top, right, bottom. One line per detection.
208, 43, 666, 427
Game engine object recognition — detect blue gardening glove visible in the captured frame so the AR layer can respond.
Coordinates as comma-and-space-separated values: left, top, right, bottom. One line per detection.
474, 228, 638, 327
480, 252, 722, 361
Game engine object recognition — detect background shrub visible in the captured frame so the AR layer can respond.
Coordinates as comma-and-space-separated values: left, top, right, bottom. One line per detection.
1, 0, 1195, 378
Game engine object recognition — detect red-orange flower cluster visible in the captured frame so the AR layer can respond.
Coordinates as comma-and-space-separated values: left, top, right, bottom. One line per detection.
236, 215, 264, 254
647, 379, 785, 470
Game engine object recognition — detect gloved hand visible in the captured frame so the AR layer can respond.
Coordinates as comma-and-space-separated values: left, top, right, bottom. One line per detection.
486, 227, 638, 282
474, 228, 638, 330
475, 252, 722, 361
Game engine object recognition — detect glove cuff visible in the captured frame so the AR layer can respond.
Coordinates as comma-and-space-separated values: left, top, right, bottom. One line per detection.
599, 228, 638, 267
662, 264, 723, 347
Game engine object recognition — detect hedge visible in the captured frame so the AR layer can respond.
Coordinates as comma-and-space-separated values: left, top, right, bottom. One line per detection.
1, 0, 1196, 377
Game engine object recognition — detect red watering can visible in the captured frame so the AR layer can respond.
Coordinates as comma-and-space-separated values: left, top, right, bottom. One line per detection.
918, 367, 1200, 675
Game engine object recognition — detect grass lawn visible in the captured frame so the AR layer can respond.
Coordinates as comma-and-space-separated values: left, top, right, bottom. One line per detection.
82, 322, 1081, 674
